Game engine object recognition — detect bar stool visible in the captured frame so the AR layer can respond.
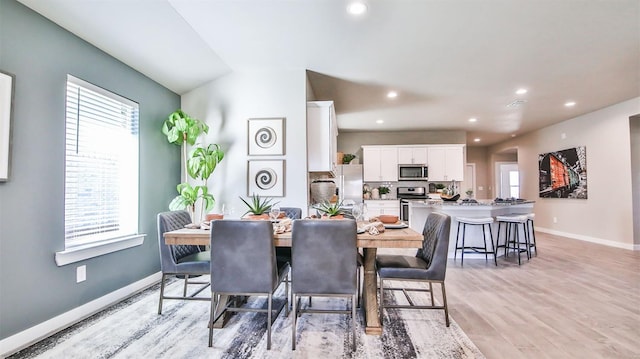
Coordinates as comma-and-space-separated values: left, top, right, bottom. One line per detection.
526, 213, 537, 256
454, 217, 497, 266
496, 214, 530, 265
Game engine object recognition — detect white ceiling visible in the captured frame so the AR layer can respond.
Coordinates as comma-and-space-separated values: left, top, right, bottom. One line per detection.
18, 0, 640, 146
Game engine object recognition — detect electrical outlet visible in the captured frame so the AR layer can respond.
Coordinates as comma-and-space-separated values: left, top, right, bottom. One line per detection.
76, 265, 86, 283
553, 217, 557, 223
478, 186, 483, 191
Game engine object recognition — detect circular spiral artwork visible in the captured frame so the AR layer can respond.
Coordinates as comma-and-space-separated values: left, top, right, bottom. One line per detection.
255, 126, 277, 149
255, 168, 277, 190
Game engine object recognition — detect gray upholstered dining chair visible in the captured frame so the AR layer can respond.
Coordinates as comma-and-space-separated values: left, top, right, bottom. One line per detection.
157, 211, 210, 314
376, 212, 452, 327
208, 220, 290, 350
291, 219, 358, 351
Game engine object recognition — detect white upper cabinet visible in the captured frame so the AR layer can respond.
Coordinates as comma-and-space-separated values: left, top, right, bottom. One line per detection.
307, 101, 337, 172
427, 145, 464, 181
363, 146, 398, 182
397, 146, 428, 164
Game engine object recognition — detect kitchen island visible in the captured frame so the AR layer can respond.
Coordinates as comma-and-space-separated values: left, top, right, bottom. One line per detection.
407, 199, 535, 259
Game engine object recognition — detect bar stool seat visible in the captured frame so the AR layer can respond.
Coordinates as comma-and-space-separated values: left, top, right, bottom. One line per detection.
454, 216, 497, 266
496, 214, 530, 265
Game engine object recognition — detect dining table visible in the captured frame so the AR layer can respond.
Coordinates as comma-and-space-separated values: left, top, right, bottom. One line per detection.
164, 222, 423, 335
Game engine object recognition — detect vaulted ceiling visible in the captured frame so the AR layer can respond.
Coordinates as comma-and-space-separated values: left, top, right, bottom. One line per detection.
18, 0, 640, 146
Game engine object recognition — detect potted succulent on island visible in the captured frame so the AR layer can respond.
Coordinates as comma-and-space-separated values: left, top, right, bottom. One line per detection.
378, 186, 390, 199
240, 194, 278, 220
314, 200, 345, 219
465, 189, 474, 198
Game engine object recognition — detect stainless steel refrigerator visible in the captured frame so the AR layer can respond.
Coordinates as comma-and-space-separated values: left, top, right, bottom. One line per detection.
335, 164, 363, 205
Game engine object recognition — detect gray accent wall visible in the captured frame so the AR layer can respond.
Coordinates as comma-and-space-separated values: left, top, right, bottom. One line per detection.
0, 0, 180, 340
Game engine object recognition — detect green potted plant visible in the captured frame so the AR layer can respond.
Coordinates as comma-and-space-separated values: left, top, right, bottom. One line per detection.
378, 186, 390, 199
342, 153, 356, 164
162, 109, 209, 182
239, 194, 278, 220
465, 188, 474, 198
314, 200, 344, 219
435, 183, 445, 193
162, 110, 224, 224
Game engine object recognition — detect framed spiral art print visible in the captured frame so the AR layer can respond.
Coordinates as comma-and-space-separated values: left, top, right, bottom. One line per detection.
248, 160, 284, 197
247, 118, 285, 155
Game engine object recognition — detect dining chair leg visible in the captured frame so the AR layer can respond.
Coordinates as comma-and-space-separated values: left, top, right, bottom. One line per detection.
183, 274, 189, 297
441, 282, 450, 327
284, 275, 290, 317
158, 274, 167, 314
208, 293, 217, 347
292, 294, 297, 350
429, 282, 434, 305
352, 293, 357, 351
267, 293, 273, 350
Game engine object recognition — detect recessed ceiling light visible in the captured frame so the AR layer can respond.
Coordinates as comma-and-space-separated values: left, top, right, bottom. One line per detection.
515, 88, 528, 95
473, 138, 481, 142
347, 1, 368, 15
387, 91, 398, 99
468, 118, 477, 122
565, 101, 576, 107
511, 134, 517, 137
376, 119, 384, 124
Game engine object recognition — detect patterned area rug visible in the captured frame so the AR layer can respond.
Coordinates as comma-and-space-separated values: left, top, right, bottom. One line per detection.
9, 278, 484, 359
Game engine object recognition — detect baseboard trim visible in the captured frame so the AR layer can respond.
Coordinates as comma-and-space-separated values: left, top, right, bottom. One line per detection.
0, 272, 162, 358
536, 227, 637, 250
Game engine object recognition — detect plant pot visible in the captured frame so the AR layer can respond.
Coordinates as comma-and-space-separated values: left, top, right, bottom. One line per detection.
205, 213, 224, 221
242, 213, 270, 220
322, 214, 344, 220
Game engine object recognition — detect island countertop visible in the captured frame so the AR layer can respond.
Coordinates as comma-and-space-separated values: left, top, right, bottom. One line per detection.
407, 199, 534, 259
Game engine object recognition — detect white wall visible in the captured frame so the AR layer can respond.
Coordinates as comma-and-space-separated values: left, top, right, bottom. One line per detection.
630, 115, 640, 245
180, 69, 309, 217
489, 97, 640, 249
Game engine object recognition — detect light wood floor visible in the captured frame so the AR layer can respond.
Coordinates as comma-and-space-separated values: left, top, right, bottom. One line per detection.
444, 232, 640, 359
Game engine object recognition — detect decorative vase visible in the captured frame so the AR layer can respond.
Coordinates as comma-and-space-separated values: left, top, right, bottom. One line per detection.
310, 180, 336, 204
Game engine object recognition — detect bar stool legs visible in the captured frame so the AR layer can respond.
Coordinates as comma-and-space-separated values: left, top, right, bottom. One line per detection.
496, 215, 530, 265
526, 213, 537, 256
454, 217, 497, 266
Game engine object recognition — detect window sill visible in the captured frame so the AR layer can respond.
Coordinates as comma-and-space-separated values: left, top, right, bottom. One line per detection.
55, 234, 146, 266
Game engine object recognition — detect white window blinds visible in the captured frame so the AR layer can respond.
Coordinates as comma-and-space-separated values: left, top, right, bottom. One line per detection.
64, 75, 139, 247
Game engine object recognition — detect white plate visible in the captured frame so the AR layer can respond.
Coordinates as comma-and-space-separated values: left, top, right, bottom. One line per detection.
383, 223, 409, 229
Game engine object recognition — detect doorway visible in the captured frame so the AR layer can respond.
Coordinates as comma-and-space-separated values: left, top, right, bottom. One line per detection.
496, 162, 519, 198
463, 163, 476, 198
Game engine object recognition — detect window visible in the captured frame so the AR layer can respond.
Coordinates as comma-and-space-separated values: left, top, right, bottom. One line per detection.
63, 75, 139, 249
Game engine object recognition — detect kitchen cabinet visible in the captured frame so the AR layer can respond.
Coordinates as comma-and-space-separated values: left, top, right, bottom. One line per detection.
307, 101, 337, 173
427, 145, 464, 181
397, 146, 428, 164
362, 146, 398, 182
365, 200, 400, 218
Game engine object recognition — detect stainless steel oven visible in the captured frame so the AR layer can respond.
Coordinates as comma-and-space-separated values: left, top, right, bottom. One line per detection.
397, 187, 428, 221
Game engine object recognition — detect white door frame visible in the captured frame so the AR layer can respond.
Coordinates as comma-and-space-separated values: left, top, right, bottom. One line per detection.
495, 162, 518, 198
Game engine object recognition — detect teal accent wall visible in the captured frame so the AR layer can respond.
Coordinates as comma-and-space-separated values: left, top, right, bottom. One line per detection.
0, 0, 181, 339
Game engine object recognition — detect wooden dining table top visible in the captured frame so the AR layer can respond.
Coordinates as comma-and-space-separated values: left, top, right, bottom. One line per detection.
163, 223, 424, 249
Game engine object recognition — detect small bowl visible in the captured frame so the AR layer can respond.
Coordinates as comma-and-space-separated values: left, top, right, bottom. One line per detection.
378, 215, 399, 224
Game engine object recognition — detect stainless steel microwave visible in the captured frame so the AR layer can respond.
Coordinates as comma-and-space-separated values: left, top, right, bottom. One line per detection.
398, 164, 428, 181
